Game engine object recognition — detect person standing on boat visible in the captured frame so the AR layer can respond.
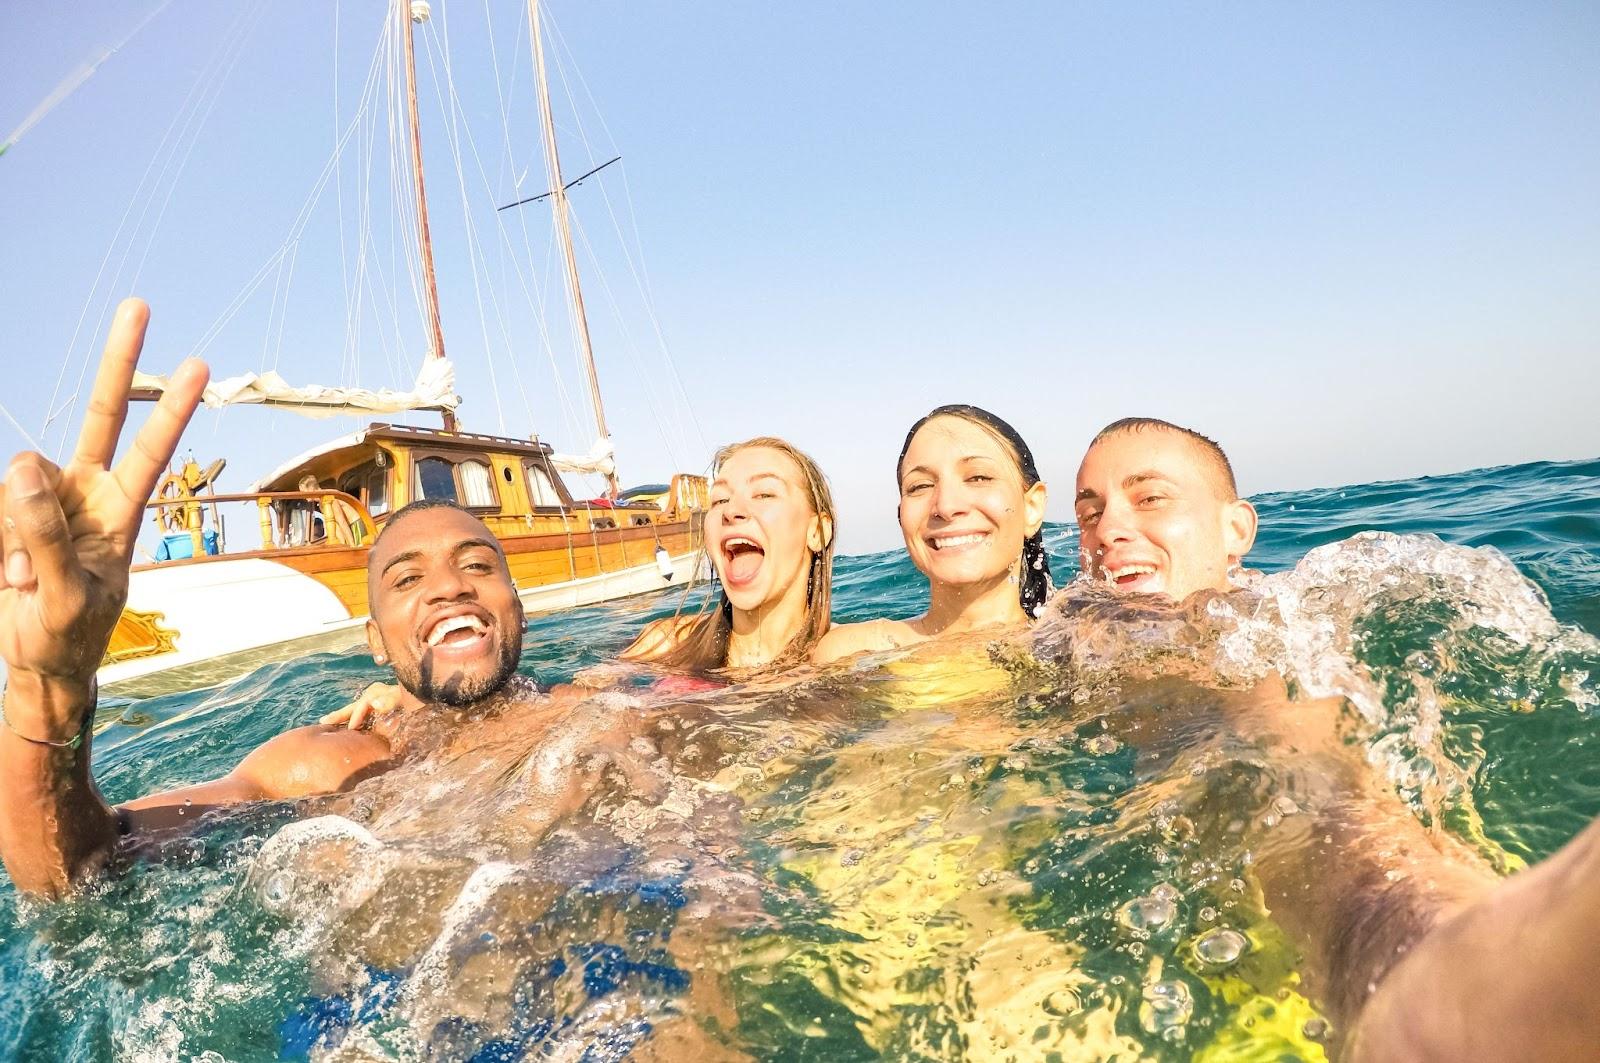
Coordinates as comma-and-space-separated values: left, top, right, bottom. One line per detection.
0, 300, 548, 899
1071, 415, 1600, 1061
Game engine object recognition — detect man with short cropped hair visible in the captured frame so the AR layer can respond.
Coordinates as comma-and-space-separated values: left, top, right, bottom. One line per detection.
1073, 416, 1258, 601
1072, 415, 1600, 1061
0, 301, 540, 898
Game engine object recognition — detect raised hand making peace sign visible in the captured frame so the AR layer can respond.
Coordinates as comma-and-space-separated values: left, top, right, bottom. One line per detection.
0, 299, 208, 741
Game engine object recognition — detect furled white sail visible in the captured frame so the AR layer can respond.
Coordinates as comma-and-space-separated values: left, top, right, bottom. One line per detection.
130, 358, 459, 420
550, 437, 615, 477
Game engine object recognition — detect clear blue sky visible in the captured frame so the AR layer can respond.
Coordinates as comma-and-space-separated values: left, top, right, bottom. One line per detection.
3, 1, 1597, 552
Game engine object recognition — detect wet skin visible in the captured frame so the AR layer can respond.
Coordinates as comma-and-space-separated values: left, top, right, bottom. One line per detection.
1074, 428, 1256, 601
366, 506, 526, 710
897, 415, 1044, 614
0, 309, 543, 897
703, 446, 829, 667
812, 415, 1046, 663
1071, 426, 1600, 1059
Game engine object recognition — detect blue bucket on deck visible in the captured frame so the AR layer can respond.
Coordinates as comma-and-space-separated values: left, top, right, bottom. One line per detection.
155, 530, 219, 561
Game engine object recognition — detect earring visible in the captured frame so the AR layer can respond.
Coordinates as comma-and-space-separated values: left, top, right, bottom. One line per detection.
375, 654, 387, 664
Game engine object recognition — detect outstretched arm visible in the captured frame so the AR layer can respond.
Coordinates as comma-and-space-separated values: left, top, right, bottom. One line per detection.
1345, 812, 1600, 1061
0, 300, 208, 896
118, 723, 396, 832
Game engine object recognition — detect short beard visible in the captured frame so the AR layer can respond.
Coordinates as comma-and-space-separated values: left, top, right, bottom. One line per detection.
394, 635, 522, 708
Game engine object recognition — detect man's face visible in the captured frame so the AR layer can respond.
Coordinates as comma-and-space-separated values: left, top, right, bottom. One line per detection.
365, 507, 524, 708
1073, 429, 1257, 602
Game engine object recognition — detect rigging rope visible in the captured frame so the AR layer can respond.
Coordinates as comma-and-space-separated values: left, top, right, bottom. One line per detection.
43, 0, 268, 457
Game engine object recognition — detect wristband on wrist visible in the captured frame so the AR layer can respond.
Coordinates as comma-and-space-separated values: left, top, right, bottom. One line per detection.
2, 678, 97, 752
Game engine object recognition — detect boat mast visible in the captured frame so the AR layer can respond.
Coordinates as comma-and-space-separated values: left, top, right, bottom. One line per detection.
401, 0, 458, 433
528, 0, 619, 498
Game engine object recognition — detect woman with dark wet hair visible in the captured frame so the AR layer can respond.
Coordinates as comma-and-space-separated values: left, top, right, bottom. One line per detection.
812, 404, 1050, 664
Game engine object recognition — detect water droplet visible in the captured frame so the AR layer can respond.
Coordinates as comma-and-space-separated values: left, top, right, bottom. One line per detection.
1084, 734, 1121, 756
1117, 883, 1180, 932
1042, 988, 1081, 1016
261, 870, 295, 912
1194, 928, 1249, 967
1404, 650, 1435, 674
1140, 980, 1194, 1033
841, 848, 865, 867
1302, 1017, 1331, 1041
1198, 906, 1217, 923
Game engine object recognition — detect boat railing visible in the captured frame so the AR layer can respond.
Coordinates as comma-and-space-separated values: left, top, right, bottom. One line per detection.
142, 489, 378, 563
666, 473, 709, 517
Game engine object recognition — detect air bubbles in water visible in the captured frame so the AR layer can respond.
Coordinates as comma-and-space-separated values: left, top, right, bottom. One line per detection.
1117, 883, 1180, 933
1042, 988, 1081, 1016
261, 870, 295, 913
1140, 979, 1194, 1036
1194, 927, 1249, 967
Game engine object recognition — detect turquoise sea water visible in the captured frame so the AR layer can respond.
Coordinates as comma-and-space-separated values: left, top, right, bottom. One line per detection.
1, 457, 1597, 1061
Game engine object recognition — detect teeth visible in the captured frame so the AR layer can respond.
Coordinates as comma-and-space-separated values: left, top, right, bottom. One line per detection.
1104, 564, 1157, 583
931, 533, 986, 550
723, 537, 761, 552
426, 614, 486, 646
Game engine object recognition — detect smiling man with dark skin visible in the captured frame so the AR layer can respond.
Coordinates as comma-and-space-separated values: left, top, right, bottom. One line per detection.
1072, 416, 1600, 1061
0, 300, 538, 898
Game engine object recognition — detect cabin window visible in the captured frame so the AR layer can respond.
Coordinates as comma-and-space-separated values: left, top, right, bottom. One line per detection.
415, 457, 459, 502
458, 460, 496, 508
366, 463, 389, 516
338, 461, 388, 517
523, 460, 565, 508
413, 455, 499, 509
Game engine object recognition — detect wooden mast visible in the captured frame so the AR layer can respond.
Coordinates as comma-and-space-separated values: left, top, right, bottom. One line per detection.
401, 0, 458, 432
528, 0, 619, 497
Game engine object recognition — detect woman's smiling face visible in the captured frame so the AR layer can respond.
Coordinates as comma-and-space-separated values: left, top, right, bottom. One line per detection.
707, 445, 827, 615
897, 415, 1046, 592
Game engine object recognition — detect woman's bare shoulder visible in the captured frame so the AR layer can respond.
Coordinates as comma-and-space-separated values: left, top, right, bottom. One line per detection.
619, 615, 697, 662
810, 617, 920, 665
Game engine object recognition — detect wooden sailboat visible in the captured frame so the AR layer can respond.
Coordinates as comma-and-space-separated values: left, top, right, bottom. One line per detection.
99, 0, 707, 696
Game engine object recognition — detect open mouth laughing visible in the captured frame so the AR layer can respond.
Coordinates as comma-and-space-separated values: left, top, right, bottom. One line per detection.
721, 536, 766, 587
420, 608, 494, 658
1100, 562, 1162, 592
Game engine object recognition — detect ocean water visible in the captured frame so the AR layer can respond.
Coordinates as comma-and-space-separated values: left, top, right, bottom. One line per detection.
0, 457, 1597, 1061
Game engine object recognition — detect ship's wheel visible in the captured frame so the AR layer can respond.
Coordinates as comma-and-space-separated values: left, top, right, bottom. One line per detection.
151, 458, 226, 533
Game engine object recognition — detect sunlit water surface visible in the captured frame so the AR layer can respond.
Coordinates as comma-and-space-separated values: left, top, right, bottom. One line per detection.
2, 458, 1598, 1062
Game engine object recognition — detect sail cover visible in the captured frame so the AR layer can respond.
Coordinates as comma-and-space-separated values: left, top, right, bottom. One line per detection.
129, 358, 459, 420
550, 437, 615, 477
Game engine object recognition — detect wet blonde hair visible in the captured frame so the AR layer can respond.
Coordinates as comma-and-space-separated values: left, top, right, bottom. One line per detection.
655, 437, 837, 675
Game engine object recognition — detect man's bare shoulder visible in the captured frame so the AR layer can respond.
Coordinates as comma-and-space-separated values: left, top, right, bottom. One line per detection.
234, 724, 396, 800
